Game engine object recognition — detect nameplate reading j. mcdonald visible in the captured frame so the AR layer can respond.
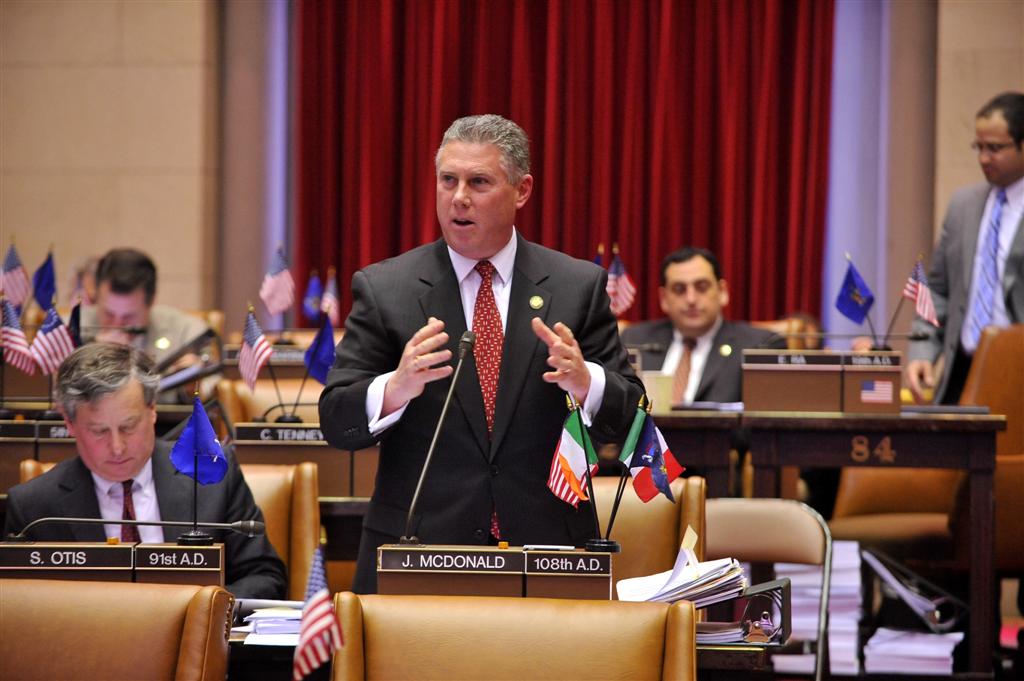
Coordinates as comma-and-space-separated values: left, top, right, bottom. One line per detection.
379, 546, 526, 574
525, 551, 611, 576
135, 545, 223, 572
0, 544, 134, 570
234, 424, 325, 441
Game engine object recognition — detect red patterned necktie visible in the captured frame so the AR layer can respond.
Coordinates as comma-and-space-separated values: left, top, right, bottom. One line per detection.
473, 261, 503, 434
473, 261, 504, 540
121, 479, 141, 543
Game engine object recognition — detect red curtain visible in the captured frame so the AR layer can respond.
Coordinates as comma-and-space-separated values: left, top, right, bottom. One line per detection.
294, 0, 833, 324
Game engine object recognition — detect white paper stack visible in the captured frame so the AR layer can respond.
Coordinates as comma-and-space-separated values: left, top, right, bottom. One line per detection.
863, 627, 964, 675
616, 556, 747, 608
771, 540, 862, 676
231, 606, 303, 645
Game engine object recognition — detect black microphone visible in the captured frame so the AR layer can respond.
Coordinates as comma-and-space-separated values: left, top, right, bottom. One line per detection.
6, 517, 265, 543
400, 330, 476, 544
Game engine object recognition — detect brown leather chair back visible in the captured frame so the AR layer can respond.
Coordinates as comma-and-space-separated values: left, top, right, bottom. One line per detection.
233, 378, 321, 423
18, 459, 321, 599
241, 462, 321, 600
593, 476, 706, 586
332, 592, 696, 681
750, 315, 821, 350
0, 579, 233, 681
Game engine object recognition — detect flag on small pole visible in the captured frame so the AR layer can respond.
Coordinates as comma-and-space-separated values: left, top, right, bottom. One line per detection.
239, 307, 273, 391
2, 299, 36, 374
301, 270, 323, 324
546, 404, 598, 507
29, 307, 75, 375
169, 396, 228, 485
320, 268, 340, 327
260, 246, 296, 315
606, 244, 637, 317
835, 257, 875, 324
902, 259, 939, 327
293, 547, 342, 681
618, 406, 685, 502
593, 243, 605, 268
304, 317, 335, 385
31, 252, 56, 313
1, 245, 31, 307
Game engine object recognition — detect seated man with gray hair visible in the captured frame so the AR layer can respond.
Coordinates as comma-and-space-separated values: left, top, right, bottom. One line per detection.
4, 343, 287, 599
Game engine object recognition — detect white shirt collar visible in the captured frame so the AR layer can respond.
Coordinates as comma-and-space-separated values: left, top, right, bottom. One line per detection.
92, 457, 154, 496
994, 175, 1024, 210
447, 230, 518, 285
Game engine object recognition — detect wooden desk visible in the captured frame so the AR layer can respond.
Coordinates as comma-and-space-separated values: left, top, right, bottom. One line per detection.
742, 411, 1005, 678
651, 411, 740, 497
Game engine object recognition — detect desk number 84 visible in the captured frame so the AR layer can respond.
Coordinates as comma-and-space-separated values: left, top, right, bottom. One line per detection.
850, 435, 896, 463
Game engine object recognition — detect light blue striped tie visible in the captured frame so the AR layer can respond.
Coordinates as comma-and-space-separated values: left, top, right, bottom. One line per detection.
965, 189, 1007, 349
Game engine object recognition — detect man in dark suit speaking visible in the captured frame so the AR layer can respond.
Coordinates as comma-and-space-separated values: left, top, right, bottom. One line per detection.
319, 114, 643, 593
621, 247, 783, 407
4, 343, 286, 599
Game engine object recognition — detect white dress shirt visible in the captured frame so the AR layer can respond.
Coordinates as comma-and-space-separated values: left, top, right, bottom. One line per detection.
91, 457, 164, 543
365, 230, 606, 432
659, 316, 723, 405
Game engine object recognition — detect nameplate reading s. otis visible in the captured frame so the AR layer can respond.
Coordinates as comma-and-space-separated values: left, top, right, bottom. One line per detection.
0, 543, 133, 570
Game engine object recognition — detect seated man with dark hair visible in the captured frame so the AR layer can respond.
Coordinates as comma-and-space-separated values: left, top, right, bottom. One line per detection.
4, 343, 287, 599
621, 246, 784, 406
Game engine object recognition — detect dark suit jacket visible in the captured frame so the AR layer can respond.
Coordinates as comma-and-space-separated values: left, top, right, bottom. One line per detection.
909, 181, 1024, 403
4, 440, 287, 599
620, 318, 784, 403
319, 236, 644, 593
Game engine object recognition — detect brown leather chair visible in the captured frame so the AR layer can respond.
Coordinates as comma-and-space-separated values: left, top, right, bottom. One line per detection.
231, 377, 321, 423
241, 462, 321, 600
0, 579, 233, 681
750, 314, 822, 350
705, 498, 832, 681
19, 459, 321, 600
332, 591, 697, 681
593, 475, 706, 586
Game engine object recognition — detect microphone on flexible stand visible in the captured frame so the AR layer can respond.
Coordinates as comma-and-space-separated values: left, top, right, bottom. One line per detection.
400, 330, 476, 544
6, 517, 265, 544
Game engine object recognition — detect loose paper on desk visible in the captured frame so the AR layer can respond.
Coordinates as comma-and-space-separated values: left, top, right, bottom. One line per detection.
616, 525, 746, 607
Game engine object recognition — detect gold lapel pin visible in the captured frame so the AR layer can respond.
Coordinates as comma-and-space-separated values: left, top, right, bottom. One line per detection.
529, 295, 544, 310
719, 344, 732, 357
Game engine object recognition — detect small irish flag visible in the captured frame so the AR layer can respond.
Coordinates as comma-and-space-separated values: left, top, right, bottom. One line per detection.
547, 411, 598, 507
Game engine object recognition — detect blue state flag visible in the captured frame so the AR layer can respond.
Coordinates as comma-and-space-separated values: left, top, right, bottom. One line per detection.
304, 317, 335, 385
302, 271, 323, 324
170, 397, 228, 485
32, 253, 56, 310
835, 261, 875, 324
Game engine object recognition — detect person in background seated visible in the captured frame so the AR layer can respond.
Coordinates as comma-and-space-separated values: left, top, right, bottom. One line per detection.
621, 246, 785, 407
3, 343, 287, 599
81, 248, 212, 375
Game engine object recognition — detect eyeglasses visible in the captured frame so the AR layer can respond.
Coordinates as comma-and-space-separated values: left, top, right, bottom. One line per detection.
970, 141, 1017, 155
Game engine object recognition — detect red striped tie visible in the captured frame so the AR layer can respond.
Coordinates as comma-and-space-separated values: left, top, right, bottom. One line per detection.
121, 480, 141, 543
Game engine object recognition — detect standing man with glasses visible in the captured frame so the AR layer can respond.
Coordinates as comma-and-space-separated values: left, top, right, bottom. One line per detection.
906, 92, 1024, 404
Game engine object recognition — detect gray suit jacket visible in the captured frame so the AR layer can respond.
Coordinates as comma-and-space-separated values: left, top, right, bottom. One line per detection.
909, 182, 1024, 402
4, 440, 287, 599
620, 318, 784, 403
319, 235, 644, 593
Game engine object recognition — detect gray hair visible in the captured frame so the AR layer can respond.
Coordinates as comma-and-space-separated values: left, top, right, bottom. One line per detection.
56, 343, 159, 421
435, 114, 531, 184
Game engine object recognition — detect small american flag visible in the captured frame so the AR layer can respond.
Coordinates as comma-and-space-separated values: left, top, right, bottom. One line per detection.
2, 299, 36, 374
1, 245, 31, 307
606, 248, 636, 317
260, 246, 296, 315
860, 380, 893, 404
30, 307, 75, 375
239, 310, 273, 391
320, 270, 340, 327
902, 260, 938, 327
292, 547, 342, 680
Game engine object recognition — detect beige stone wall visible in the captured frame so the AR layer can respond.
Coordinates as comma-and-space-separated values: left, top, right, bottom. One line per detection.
0, 0, 217, 310
934, 0, 1024, 230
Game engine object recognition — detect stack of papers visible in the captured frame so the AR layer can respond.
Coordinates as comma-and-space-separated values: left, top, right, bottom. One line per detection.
616, 556, 747, 608
771, 540, 862, 676
863, 627, 964, 675
232, 606, 303, 646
